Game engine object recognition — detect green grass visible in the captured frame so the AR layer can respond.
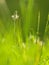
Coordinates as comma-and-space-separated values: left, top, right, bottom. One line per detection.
0, 0, 49, 65
0, 30, 49, 65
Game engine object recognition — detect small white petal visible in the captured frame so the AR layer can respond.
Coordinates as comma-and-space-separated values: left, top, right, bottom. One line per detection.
11, 10, 19, 20
11, 15, 15, 19
15, 15, 19, 19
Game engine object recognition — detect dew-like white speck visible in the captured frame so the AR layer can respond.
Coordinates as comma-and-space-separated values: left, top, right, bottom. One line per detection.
11, 10, 19, 20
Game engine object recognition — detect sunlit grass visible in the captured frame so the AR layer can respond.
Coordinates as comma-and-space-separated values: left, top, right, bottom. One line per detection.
0, 0, 49, 65
0, 29, 49, 65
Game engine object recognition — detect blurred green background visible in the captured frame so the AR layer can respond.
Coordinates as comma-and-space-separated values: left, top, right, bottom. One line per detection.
0, 0, 49, 65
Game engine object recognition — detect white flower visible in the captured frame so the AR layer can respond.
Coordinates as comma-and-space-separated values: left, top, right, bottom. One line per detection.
11, 15, 14, 18
15, 14, 19, 19
11, 10, 19, 20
